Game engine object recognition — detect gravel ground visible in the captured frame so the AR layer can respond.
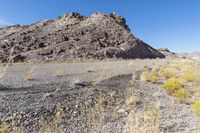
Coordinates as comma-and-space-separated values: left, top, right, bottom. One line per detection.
0, 59, 200, 133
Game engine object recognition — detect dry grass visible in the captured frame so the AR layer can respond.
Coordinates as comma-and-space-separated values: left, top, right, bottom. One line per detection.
192, 101, 200, 116
39, 103, 63, 133
182, 71, 199, 82
12, 125, 21, 133
172, 89, 190, 103
92, 71, 117, 85
127, 62, 134, 68
88, 93, 106, 133
193, 86, 200, 96
131, 73, 137, 82
144, 59, 200, 116
0, 122, 8, 133
159, 69, 176, 78
0, 47, 15, 79
140, 71, 158, 83
126, 95, 136, 109
24, 65, 36, 80
54, 68, 64, 77
123, 103, 162, 133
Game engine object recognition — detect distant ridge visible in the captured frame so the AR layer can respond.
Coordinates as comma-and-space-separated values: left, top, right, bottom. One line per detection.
0, 12, 164, 62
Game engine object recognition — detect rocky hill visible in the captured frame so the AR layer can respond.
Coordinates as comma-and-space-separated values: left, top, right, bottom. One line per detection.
187, 51, 200, 61
157, 48, 177, 58
0, 12, 164, 63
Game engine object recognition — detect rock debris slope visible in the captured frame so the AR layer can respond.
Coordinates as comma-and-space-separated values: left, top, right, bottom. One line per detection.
0, 12, 164, 62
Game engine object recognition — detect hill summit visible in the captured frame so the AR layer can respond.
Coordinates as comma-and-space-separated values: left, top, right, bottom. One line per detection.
0, 12, 164, 62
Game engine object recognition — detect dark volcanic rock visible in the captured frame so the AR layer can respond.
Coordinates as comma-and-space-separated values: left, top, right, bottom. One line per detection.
0, 12, 164, 62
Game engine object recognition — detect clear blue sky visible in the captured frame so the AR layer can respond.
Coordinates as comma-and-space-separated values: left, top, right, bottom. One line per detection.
0, 0, 199, 52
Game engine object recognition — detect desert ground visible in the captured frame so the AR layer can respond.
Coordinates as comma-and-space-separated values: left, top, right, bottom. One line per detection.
0, 59, 200, 133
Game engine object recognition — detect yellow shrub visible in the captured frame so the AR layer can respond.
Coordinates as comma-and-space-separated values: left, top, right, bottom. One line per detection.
143, 64, 148, 69
192, 101, 200, 116
172, 89, 190, 102
163, 77, 182, 94
182, 72, 198, 82
140, 71, 158, 83
160, 69, 176, 78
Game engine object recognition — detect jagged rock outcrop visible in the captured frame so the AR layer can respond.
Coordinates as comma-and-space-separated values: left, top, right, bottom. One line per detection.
0, 12, 164, 62
157, 48, 177, 58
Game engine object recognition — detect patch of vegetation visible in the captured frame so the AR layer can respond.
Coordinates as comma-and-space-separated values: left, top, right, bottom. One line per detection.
163, 77, 182, 94
140, 71, 158, 83
24, 66, 36, 81
0, 47, 15, 79
159, 69, 176, 78
124, 103, 161, 133
39, 103, 63, 133
128, 62, 134, 68
143, 64, 148, 69
131, 73, 137, 82
126, 95, 136, 109
172, 89, 190, 102
0, 122, 8, 133
192, 101, 200, 116
193, 86, 200, 96
182, 71, 198, 82
88, 93, 106, 132
54, 68, 64, 77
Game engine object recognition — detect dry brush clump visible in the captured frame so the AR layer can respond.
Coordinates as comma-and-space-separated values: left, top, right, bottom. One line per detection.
123, 103, 162, 133
182, 71, 200, 83
54, 68, 65, 77
126, 95, 137, 109
0, 47, 15, 79
140, 71, 158, 83
159, 69, 177, 78
192, 101, 200, 116
88, 93, 107, 133
38, 103, 63, 133
163, 77, 182, 94
140, 59, 200, 116
172, 89, 190, 103
0, 122, 8, 133
24, 65, 36, 80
